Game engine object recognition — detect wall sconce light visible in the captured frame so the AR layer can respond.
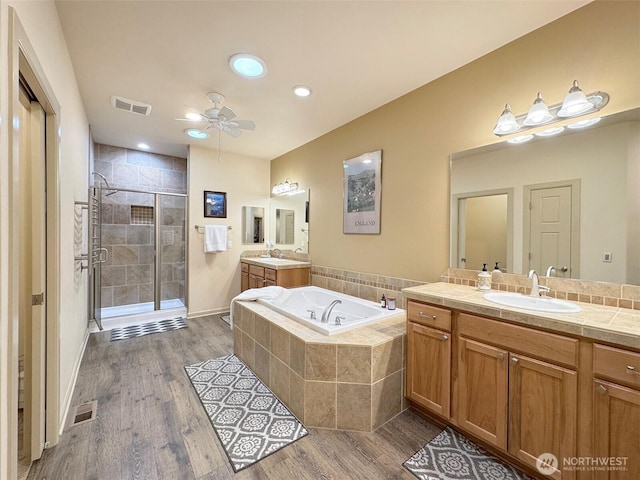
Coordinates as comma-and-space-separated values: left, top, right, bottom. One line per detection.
493, 80, 608, 137
272, 179, 302, 196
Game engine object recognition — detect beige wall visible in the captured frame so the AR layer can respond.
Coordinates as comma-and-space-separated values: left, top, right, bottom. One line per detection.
271, 1, 640, 283
187, 145, 270, 316
0, 1, 90, 477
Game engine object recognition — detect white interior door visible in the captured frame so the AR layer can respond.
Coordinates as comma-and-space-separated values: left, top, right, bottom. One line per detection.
528, 185, 573, 277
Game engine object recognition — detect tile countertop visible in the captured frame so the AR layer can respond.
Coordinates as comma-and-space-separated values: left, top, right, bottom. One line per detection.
402, 282, 640, 350
241, 257, 311, 270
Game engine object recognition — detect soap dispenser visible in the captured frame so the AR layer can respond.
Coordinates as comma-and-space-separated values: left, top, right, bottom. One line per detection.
493, 262, 501, 273
477, 263, 491, 291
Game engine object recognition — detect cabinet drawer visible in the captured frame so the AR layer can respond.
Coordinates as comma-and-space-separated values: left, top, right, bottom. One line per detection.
407, 301, 451, 332
249, 264, 265, 277
594, 344, 640, 389
241, 262, 249, 273
458, 313, 578, 368
264, 268, 277, 281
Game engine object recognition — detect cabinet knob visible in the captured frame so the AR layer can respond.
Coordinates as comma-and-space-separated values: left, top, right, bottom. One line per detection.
511, 357, 519, 364
418, 312, 437, 320
596, 384, 607, 394
442, 334, 449, 341
497, 353, 504, 360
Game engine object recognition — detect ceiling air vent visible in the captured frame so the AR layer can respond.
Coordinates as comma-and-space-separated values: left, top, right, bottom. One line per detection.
110, 95, 152, 116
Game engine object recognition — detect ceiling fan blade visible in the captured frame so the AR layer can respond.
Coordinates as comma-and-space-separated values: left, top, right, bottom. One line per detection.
174, 117, 205, 122
218, 106, 237, 121
233, 119, 255, 130
221, 125, 243, 137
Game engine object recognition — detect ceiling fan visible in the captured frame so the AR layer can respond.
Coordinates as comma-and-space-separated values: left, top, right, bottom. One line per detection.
178, 92, 255, 138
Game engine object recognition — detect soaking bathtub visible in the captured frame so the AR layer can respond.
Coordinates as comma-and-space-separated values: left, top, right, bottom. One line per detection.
256, 286, 404, 335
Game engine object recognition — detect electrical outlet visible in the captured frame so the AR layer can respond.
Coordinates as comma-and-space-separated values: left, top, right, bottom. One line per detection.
227, 240, 232, 249
602, 252, 613, 263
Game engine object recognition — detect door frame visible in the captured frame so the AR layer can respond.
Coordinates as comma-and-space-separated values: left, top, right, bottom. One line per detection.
522, 179, 580, 278
1, 9, 62, 479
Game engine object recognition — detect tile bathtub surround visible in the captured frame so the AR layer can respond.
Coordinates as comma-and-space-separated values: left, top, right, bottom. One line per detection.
441, 268, 640, 311
310, 265, 425, 310
95, 143, 187, 308
233, 301, 406, 432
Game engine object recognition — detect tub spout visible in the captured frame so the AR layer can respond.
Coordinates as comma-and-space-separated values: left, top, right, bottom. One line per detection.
321, 300, 342, 323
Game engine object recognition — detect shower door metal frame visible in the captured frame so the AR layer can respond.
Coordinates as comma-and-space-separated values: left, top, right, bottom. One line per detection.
87, 186, 188, 327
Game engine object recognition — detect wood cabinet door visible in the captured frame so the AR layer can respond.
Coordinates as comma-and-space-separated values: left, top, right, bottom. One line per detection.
508, 353, 577, 480
406, 322, 451, 418
248, 274, 264, 289
241, 272, 249, 292
593, 380, 640, 480
457, 338, 508, 449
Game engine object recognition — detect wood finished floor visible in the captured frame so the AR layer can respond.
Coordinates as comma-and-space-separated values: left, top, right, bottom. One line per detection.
27, 315, 441, 480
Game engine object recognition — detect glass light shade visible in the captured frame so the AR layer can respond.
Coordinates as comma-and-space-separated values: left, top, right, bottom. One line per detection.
523, 93, 553, 126
535, 127, 565, 137
557, 80, 593, 117
493, 104, 520, 135
507, 134, 534, 144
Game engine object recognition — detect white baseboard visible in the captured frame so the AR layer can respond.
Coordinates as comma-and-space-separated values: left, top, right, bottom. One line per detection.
58, 328, 90, 436
187, 307, 229, 319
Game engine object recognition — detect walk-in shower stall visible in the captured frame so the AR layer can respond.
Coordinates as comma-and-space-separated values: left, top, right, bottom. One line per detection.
88, 185, 187, 330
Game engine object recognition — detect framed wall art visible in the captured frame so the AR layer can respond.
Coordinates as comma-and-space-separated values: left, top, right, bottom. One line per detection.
343, 149, 382, 234
204, 191, 227, 218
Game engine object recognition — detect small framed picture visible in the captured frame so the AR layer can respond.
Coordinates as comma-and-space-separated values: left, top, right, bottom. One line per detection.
204, 191, 227, 218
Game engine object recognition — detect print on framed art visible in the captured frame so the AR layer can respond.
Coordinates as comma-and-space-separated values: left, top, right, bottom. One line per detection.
204, 191, 227, 218
343, 149, 382, 234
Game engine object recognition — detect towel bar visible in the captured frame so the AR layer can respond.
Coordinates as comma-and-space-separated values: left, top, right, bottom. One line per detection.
194, 225, 232, 232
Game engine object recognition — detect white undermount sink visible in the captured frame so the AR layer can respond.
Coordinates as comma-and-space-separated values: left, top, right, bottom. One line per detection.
255, 258, 300, 265
483, 292, 581, 313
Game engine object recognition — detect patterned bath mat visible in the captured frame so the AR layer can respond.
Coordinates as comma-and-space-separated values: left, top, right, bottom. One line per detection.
403, 427, 535, 480
185, 354, 308, 472
220, 314, 231, 325
109, 317, 187, 341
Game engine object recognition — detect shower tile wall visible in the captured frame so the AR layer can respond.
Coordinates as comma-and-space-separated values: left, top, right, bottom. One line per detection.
94, 144, 187, 309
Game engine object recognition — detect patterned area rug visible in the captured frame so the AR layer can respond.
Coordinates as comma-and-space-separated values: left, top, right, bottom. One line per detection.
220, 314, 231, 325
403, 427, 535, 480
185, 354, 308, 472
109, 317, 187, 341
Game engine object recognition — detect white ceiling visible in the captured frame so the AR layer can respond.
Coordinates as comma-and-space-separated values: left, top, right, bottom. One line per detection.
55, 1, 590, 160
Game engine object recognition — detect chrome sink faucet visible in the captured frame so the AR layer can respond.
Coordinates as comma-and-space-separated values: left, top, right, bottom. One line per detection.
272, 248, 283, 258
528, 270, 550, 297
321, 300, 342, 323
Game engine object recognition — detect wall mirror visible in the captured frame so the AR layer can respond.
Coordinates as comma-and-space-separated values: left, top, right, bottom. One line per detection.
450, 108, 639, 285
270, 188, 310, 253
242, 206, 265, 244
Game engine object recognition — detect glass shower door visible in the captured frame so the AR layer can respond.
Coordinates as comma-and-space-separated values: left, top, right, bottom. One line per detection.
158, 194, 186, 310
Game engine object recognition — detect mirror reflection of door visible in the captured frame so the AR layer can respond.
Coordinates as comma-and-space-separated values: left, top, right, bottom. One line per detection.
461, 194, 508, 271
525, 182, 579, 278
275, 208, 295, 244
242, 206, 265, 244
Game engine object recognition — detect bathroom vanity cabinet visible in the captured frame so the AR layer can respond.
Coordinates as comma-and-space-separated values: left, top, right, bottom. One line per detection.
240, 260, 310, 292
404, 285, 640, 480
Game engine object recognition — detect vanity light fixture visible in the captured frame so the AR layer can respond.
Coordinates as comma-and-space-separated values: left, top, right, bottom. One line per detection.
493, 80, 608, 137
185, 128, 209, 139
272, 179, 300, 196
293, 85, 312, 97
229, 53, 267, 79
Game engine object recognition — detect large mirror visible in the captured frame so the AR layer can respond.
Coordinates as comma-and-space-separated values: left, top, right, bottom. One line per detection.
451, 108, 640, 285
270, 188, 310, 253
242, 206, 265, 244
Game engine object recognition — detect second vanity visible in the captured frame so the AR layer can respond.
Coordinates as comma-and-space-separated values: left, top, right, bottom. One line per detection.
402, 282, 640, 480
240, 256, 311, 291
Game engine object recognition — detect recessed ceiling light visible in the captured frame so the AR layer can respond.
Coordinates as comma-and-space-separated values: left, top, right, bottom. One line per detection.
507, 134, 534, 144
293, 85, 312, 97
185, 128, 208, 139
137, 143, 150, 150
185, 112, 202, 121
229, 53, 267, 79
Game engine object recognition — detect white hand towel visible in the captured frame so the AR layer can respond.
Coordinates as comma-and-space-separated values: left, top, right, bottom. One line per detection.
204, 225, 227, 253
229, 286, 287, 329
